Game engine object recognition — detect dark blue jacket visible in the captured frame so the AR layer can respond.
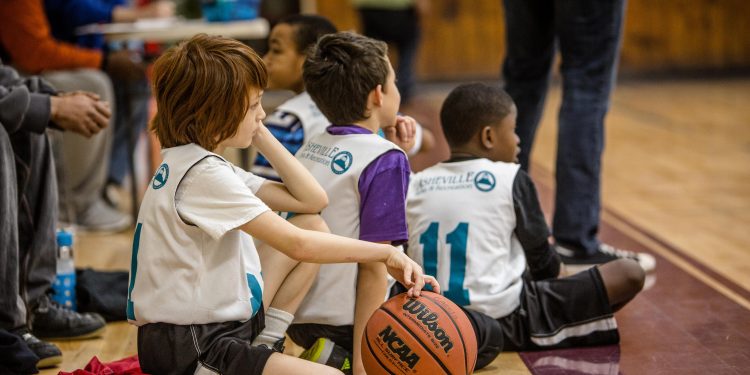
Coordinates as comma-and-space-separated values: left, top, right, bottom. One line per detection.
44, 0, 126, 49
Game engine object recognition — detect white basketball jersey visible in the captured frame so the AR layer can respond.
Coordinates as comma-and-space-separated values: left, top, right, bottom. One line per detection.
294, 131, 401, 325
251, 92, 330, 179
276, 91, 330, 145
127, 144, 264, 326
407, 159, 525, 319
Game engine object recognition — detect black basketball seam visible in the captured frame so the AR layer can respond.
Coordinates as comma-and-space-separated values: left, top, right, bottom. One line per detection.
379, 306, 452, 375
364, 327, 398, 375
420, 294, 471, 374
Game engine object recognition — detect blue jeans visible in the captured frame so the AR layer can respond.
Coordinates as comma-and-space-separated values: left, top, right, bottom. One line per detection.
502, 0, 626, 255
358, 6, 420, 103
109, 77, 150, 186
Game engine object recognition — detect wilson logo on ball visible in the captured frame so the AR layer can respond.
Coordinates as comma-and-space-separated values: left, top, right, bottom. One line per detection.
363, 293, 477, 374
402, 299, 454, 353
378, 325, 421, 369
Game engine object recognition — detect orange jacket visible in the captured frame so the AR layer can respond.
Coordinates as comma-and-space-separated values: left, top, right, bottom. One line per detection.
0, 0, 102, 74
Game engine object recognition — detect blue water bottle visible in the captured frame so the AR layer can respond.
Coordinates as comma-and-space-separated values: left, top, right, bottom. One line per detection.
52, 230, 76, 310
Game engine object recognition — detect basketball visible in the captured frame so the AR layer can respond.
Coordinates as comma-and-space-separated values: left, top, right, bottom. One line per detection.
362, 292, 478, 375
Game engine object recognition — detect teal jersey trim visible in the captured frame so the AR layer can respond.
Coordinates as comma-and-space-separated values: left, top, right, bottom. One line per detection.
126, 223, 143, 320
246, 273, 263, 316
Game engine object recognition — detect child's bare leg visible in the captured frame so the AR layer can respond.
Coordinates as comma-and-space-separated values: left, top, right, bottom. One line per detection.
252, 214, 327, 347
597, 259, 645, 312
258, 214, 327, 310
263, 352, 342, 375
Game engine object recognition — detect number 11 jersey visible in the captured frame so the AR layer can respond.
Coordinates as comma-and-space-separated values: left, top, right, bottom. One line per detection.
406, 158, 524, 319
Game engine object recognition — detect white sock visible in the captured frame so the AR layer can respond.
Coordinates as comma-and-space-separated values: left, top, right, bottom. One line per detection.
252, 307, 294, 347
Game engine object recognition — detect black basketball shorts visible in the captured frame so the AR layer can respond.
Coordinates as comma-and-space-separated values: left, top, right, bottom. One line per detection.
137, 308, 273, 375
499, 266, 619, 351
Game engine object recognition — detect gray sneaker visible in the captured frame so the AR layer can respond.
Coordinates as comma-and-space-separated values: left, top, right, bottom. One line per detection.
556, 243, 656, 274
76, 199, 132, 233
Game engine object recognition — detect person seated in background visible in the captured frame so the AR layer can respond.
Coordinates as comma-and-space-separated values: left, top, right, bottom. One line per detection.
44, 0, 175, 208
0, 0, 151, 232
405, 82, 645, 368
0, 60, 108, 370
252, 14, 434, 181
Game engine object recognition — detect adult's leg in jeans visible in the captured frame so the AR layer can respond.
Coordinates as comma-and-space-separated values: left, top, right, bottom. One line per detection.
552, 0, 625, 255
501, 0, 556, 171
108, 77, 150, 186
10, 130, 58, 308
41, 69, 114, 221
381, 7, 421, 103
0, 127, 25, 330
359, 7, 419, 103
391, 8, 420, 103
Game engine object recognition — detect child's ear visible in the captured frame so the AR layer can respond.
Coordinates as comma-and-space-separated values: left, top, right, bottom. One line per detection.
480, 125, 494, 149
370, 84, 384, 107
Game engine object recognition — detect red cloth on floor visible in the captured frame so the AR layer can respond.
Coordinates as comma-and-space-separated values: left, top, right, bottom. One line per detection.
59, 355, 146, 375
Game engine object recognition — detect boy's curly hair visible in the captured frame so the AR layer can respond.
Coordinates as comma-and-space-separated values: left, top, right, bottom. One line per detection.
303, 31, 389, 125
440, 83, 515, 147
151, 34, 267, 151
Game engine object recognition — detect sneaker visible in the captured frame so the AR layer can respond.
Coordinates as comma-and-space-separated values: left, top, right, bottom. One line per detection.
30, 295, 106, 340
102, 181, 123, 209
556, 243, 656, 273
11, 327, 63, 369
76, 198, 132, 233
299, 338, 352, 375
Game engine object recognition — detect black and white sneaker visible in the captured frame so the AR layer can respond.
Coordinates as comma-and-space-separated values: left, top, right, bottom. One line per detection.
556, 243, 656, 273
11, 327, 63, 369
30, 295, 106, 340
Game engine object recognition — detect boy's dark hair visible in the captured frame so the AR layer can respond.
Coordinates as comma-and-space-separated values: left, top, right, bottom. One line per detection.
278, 14, 338, 55
303, 31, 390, 125
440, 83, 515, 147
151, 34, 267, 151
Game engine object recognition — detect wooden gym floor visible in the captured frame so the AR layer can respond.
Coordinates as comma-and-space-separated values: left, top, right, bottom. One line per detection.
42, 76, 750, 374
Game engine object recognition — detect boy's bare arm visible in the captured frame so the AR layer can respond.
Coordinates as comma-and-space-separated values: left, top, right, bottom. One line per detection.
239, 212, 440, 296
253, 125, 328, 213
353, 259, 389, 375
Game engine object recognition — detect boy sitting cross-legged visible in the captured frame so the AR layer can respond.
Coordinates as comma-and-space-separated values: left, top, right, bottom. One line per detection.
405, 83, 645, 369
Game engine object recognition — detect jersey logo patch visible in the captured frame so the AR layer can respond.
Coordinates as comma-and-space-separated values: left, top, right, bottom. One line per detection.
474, 170, 496, 192
152, 163, 169, 190
331, 151, 353, 174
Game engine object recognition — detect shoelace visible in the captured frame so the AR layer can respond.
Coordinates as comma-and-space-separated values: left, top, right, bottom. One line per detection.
599, 243, 639, 259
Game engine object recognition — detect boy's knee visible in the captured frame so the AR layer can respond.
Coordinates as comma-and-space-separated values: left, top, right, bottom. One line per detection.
616, 259, 645, 293
289, 214, 330, 233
